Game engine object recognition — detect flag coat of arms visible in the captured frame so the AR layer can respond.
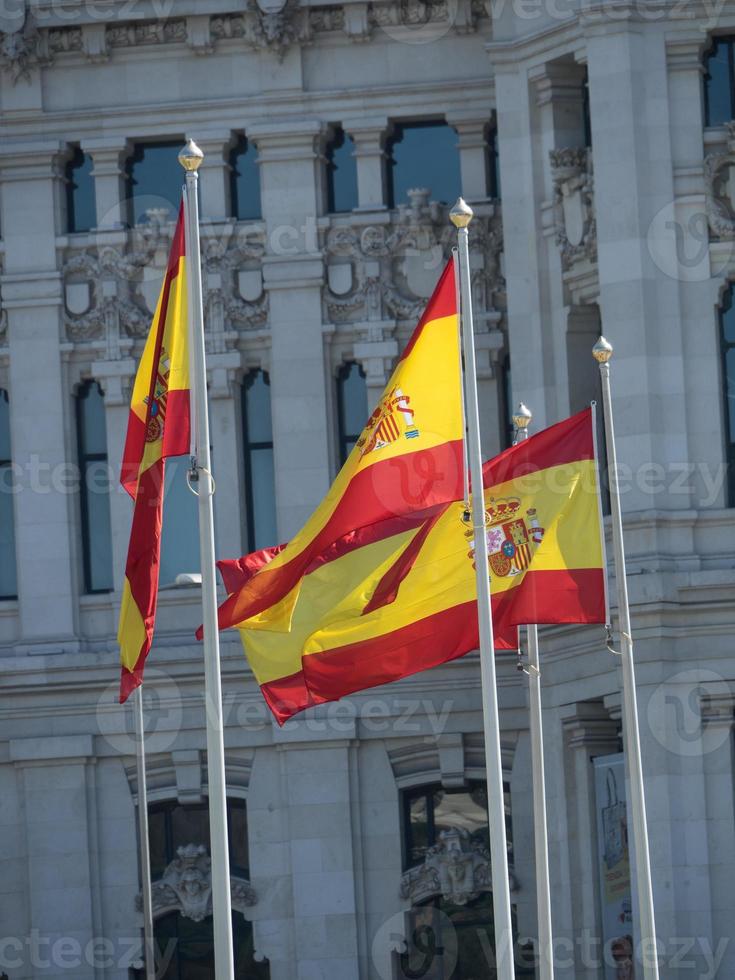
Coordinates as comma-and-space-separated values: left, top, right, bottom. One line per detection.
211, 257, 465, 637
118, 204, 190, 702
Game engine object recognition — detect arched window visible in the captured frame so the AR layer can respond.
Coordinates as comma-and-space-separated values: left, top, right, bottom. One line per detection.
336, 361, 368, 465
230, 135, 262, 221
241, 371, 277, 551
76, 381, 113, 593
386, 121, 461, 208
326, 127, 358, 213
146, 799, 269, 980
0, 389, 17, 599
398, 781, 532, 978
719, 285, 735, 505
704, 37, 735, 127
65, 145, 96, 233
126, 140, 183, 226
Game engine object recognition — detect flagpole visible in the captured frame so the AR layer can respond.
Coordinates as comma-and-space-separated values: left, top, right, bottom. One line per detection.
134, 688, 156, 980
512, 404, 554, 980
451, 198, 516, 980
593, 337, 659, 980
179, 139, 235, 980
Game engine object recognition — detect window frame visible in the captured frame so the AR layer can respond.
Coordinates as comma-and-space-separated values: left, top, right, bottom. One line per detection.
336, 360, 368, 466
76, 380, 113, 595
325, 126, 358, 214
147, 797, 250, 880
719, 285, 735, 505
385, 119, 460, 210
241, 369, 276, 552
704, 36, 735, 127
65, 144, 96, 234
229, 133, 262, 221
0, 388, 17, 601
125, 139, 185, 227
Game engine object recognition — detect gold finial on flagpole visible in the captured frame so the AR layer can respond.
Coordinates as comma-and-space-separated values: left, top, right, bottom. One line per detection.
512, 402, 532, 432
178, 138, 204, 172
592, 335, 613, 364
449, 197, 474, 229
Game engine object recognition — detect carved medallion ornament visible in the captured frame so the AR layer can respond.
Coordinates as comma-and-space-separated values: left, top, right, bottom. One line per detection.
549, 147, 597, 270
704, 121, 735, 241
135, 844, 257, 922
399, 827, 517, 907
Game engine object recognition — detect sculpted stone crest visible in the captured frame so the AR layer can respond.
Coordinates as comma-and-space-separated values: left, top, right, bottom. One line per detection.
704, 121, 735, 241
549, 147, 596, 270
136, 843, 257, 922
399, 826, 515, 907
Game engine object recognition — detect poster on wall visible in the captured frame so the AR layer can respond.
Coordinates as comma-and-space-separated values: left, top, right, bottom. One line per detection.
593, 752, 635, 980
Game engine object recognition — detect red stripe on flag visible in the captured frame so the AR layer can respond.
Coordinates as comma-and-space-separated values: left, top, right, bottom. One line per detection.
398, 258, 457, 364
259, 673, 329, 726
213, 438, 465, 631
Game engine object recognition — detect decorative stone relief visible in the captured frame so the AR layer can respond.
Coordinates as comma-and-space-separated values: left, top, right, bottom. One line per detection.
549, 147, 596, 270
0, 11, 49, 83
211, 0, 308, 61
202, 226, 269, 352
107, 19, 187, 48
399, 827, 516, 907
135, 844, 257, 922
704, 122, 735, 240
323, 193, 505, 377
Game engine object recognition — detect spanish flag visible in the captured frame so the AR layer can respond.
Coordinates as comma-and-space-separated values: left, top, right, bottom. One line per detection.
213, 258, 464, 636
301, 408, 607, 702
223, 409, 605, 724
118, 203, 190, 702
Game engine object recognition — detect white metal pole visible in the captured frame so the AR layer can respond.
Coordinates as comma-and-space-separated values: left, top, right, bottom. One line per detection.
180, 139, 235, 980
134, 687, 156, 980
451, 198, 516, 980
593, 337, 659, 980
512, 405, 554, 980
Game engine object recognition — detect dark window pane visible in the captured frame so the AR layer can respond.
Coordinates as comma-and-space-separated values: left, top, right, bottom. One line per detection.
148, 808, 168, 879
127, 141, 183, 226
245, 371, 273, 444
160, 455, 200, 585
78, 381, 108, 456
387, 121, 461, 208
66, 146, 96, 233
84, 460, 113, 592
0, 389, 11, 462
337, 362, 367, 465
433, 788, 490, 853
0, 465, 17, 599
407, 791, 432, 867
155, 910, 269, 980
726, 347, 735, 439
722, 291, 735, 344
76, 382, 113, 593
487, 127, 501, 199
705, 40, 733, 127
230, 135, 262, 221
583, 68, 592, 149
171, 804, 210, 852
501, 354, 513, 450
242, 371, 276, 551
250, 448, 277, 551
326, 127, 358, 213
228, 800, 249, 874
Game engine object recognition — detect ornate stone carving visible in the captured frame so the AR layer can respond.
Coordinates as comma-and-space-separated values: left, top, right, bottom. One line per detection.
210, 1, 307, 60
323, 196, 505, 355
309, 6, 347, 32
107, 19, 187, 48
704, 122, 735, 241
47, 28, 83, 54
549, 147, 596, 270
135, 844, 257, 922
0, 11, 49, 83
399, 827, 515, 907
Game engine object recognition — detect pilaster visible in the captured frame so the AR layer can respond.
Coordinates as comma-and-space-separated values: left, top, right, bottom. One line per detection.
447, 110, 492, 204
195, 130, 235, 222
81, 136, 130, 231
342, 117, 389, 212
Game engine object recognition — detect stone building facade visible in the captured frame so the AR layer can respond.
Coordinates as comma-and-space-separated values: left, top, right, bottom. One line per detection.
0, 1, 734, 978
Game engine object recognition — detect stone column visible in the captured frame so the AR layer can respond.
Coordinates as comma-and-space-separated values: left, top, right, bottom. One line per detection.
195, 130, 234, 222
0, 141, 78, 649
531, 61, 588, 421
248, 120, 331, 539
584, 16, 692, 510
81, 136, 130, 230
447, 110, 492, 203
342, 117, 388, 212
10, 736, 100, 980
560, 700, 619, 980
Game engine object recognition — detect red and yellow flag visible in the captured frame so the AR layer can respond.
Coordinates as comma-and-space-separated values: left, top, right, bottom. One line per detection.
300, 408, 607, 702
213, 257, 464, 636
118, 204, 190, 703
